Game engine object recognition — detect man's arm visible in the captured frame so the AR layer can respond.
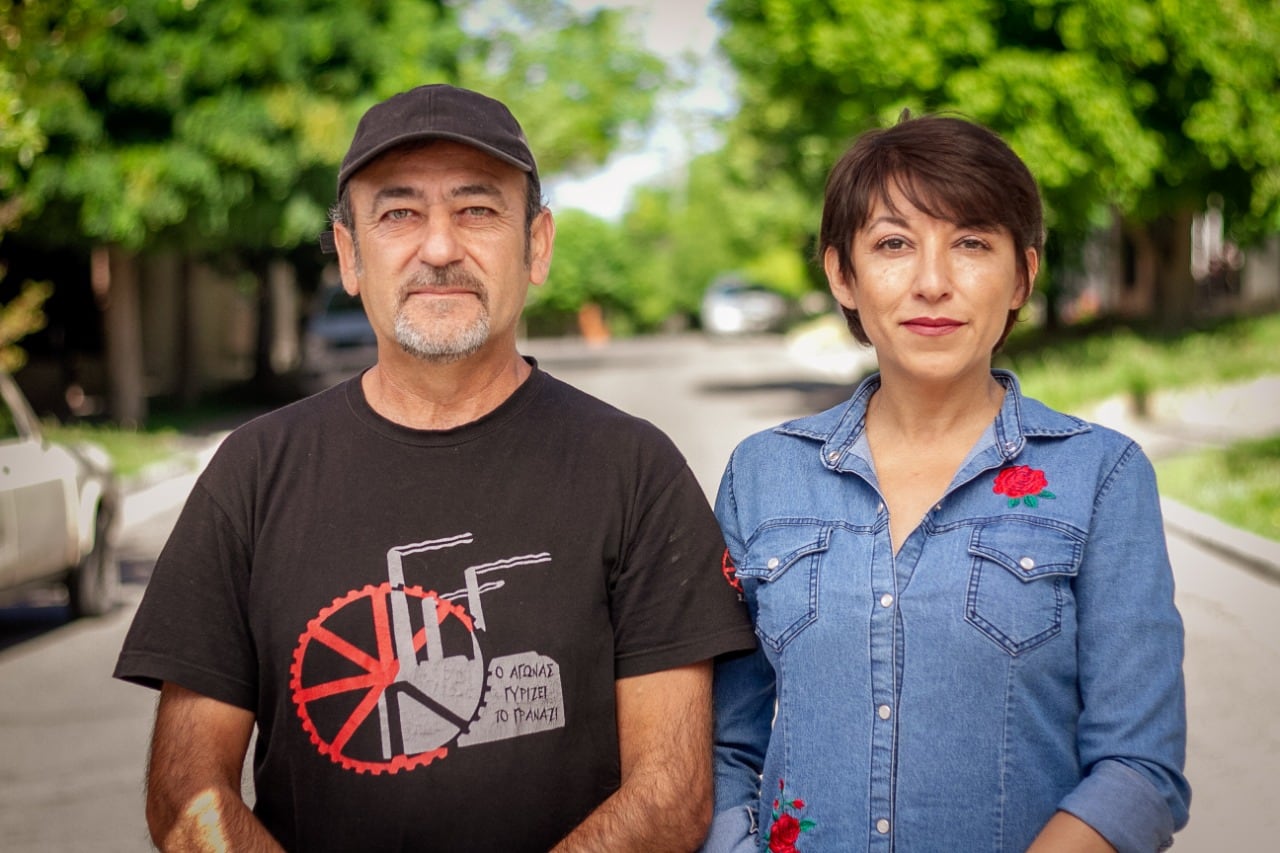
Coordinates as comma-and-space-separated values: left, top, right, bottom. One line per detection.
146, 682, 283, 852
552, 661, 713, 852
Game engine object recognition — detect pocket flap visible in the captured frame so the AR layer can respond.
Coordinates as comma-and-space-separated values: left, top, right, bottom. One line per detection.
969, 519, 1083, 581
738, 524, 832, 581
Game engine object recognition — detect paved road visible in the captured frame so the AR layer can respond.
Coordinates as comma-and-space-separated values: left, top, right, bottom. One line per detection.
0, 333, 1274, 850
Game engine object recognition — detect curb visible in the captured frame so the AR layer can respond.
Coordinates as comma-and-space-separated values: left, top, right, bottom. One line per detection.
1161, 497, 1280, 583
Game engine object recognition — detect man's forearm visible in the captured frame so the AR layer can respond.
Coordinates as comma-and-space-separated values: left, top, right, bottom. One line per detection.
552, 664, 715, 852
150, 784, 283, 852
550, 762, 710, 853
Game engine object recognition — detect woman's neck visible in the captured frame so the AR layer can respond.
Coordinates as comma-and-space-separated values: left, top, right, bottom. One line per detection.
866, 368, 1005, 444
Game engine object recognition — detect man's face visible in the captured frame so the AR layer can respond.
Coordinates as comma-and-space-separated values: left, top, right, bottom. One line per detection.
333, 141, 553, 365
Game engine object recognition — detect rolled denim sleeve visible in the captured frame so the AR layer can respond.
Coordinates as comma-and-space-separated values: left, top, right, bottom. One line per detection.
1062, 440, 1191, 851
706, 457, 772, 853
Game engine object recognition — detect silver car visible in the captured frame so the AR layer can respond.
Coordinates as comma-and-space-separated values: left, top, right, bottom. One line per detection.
700, 277, 793, 336
0, 371, 119, 616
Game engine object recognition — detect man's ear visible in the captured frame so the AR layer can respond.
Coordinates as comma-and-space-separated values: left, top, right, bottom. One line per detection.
824, 245, 857, 311
529, 208, 555, 287
334, 223, 360, 297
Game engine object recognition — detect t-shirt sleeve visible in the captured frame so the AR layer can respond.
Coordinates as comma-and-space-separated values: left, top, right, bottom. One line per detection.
608, 448, 756, 679
113, 467, 259, 711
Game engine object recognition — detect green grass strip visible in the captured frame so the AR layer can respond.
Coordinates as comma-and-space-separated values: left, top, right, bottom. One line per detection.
1155, 435, 1280, 542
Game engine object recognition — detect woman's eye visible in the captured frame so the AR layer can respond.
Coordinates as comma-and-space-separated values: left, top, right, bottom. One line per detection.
876, 237, 908, 251
958, 237, 990, 250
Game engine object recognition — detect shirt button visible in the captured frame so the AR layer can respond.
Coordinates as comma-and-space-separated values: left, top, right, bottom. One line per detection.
827, 451, 840, 462
1019, 556, 1036, 571
1004, 441, 1018, 454
876, 818, 890, 834
877, 502, 885, 514
878, 704, 892, 720
880, 593, 894, 608
767, 557, 780, 569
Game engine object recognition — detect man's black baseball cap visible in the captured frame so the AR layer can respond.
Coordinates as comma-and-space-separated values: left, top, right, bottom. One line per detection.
321, 84, 537, 253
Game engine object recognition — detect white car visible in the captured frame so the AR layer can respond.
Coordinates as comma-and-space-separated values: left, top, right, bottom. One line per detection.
0, 371, 119, 616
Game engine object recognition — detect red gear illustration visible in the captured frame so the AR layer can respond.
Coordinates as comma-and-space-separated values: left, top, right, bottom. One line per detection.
290, 582, 475, 775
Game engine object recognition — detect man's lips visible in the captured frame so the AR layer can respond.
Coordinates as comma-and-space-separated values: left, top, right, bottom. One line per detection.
902, 316, 963, 336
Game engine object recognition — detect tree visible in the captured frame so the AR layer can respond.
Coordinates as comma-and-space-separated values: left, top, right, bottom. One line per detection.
713, 0, 1280, 327
4, 0, 669, 420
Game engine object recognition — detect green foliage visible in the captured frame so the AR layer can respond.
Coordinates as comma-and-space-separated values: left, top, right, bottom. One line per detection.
457, 0, 668, 176
1000, 311, 1280, 413
0, 278, 52, 373
44, 420, 183, 477
527, 208, 633, 331
1155, 435, 1280, 542
4, 0, 669, 257
714, 0, 1280, 250
10, 0, 461, 251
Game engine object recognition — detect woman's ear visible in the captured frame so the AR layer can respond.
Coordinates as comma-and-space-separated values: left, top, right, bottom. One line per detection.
824, 246, 857, 311
1013, 247, 1040, 309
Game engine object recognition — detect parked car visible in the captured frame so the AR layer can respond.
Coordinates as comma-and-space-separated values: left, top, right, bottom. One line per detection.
300, 285, 378, 393
700, 276, 793, 335
0, 371, 119, 616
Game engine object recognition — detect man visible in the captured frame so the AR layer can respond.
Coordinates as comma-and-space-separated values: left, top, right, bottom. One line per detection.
115, 84, 755, 852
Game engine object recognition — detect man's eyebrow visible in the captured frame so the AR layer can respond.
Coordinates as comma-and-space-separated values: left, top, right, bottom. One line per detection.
450, 183, 506, 204
370, 185, 423, 208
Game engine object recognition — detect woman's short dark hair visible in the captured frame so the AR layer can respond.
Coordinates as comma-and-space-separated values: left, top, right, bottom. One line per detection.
819, 114, 1045, 349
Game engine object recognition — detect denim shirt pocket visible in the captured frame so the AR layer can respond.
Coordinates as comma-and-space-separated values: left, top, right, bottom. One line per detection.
737, 523, 831, 652
965, 518, 1084, 656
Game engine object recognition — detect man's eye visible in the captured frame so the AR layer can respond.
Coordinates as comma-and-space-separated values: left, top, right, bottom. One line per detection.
461, 206, 495, 218
958, 237, 990, 250
384, 208, 414, 221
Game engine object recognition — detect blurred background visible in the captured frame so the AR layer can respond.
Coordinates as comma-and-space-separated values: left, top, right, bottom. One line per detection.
1, 1, 1278, 849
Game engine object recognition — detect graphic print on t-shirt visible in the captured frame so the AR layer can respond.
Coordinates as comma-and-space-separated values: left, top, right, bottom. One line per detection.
290, 532, 565, 774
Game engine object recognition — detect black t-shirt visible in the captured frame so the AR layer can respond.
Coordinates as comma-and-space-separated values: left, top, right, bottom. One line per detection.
115, 365, 755, 851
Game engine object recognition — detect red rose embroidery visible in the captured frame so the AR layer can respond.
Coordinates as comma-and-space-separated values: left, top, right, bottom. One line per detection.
993, 465, 1056, 508
769, 780, 816, 851
769, 814, 801, 852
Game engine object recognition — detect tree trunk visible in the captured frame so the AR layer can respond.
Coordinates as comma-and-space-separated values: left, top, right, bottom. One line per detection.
177, 256, 201, 407
1149, 209, 1197, 330
92, 245, 147, 426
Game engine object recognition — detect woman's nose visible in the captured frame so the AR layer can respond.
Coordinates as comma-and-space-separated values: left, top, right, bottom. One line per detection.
913, 244, 952, 300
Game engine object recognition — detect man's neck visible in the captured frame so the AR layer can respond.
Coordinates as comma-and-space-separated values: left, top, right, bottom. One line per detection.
360, 348, 532, 430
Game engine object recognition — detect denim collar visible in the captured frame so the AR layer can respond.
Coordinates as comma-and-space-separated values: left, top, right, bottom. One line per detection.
776, 369, 1092, 474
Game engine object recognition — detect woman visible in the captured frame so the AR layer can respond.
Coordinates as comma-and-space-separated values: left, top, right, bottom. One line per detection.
706, 115, 1190, 853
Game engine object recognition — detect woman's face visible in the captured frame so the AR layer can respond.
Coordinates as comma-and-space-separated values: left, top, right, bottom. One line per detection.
824, 182, 1037, 386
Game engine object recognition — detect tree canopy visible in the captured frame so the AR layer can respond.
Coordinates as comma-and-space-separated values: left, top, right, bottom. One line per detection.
4, 0, 668, 254
712, 0, 1280, 325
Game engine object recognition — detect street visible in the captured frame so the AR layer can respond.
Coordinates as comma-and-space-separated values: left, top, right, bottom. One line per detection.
0, 333, 1275, 851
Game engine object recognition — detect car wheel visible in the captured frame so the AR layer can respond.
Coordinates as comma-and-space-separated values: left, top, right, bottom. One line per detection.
69, 501, 119, 618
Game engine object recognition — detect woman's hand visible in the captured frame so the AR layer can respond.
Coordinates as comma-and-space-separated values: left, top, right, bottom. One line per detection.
1025, 811, 1117, 853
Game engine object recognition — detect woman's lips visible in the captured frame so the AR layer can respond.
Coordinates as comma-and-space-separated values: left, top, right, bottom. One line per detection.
902, 317, 963, 336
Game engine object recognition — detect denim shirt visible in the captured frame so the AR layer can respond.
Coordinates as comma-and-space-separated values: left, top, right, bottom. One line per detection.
707, 371, 1189, 853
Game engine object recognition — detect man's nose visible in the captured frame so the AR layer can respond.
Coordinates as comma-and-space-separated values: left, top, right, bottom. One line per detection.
417, 217, 464, 267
